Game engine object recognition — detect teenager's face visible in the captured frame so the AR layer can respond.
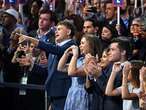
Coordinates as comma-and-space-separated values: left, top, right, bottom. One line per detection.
55, 24, 70, 43
39, 13, 52, 31
108, 43, 122, 62
29, 43, 35, 53
100, 50, 110, 68
79, 37, 90, 55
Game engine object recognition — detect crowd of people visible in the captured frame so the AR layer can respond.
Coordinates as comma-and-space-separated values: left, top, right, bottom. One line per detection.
0, 0, 146, 110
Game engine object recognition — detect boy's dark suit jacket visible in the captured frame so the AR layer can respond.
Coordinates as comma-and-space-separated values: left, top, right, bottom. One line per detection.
31, 40, 76, 110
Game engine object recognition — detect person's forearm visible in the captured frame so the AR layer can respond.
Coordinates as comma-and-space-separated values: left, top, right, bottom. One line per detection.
20, 34, 39, 46
122, 75, 130, 99
57, 53, 69, 72
68, 55, 78, 76
105, 72, 117, 96
140, 81, 144, 91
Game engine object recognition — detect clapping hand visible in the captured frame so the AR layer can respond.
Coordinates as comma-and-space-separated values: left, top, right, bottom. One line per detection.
65, 45, 79, 57
84, 54, 101, 78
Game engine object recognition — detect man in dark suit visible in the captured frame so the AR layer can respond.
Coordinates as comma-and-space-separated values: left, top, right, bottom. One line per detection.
85, 37, 132, 110
18, 20, 76, 110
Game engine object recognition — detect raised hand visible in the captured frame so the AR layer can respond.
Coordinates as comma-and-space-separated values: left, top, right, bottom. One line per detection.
39, 51, 48, 65
139, 66, 146, 81
71, 45, 79, 57
16, 33, 39, 46
18, 34, 30, 44
112, 62, 122, 73
64, 46, 73, 55
84, 53, 94, 66
17, 55, 33, 67
122, 61, 131, 77
84, 54, 101, 77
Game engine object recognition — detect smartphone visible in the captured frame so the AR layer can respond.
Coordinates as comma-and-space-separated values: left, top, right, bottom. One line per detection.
16, 50, 26, 58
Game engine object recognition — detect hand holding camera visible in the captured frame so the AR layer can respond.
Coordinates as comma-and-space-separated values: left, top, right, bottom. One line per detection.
16, 50, 26, 58
12, 38, 33, 67
18, 55, 32, 67
12, 47, 26, 63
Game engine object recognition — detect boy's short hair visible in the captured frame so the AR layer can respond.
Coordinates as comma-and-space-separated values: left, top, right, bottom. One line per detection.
57, 20, 76, 38
111, 37, 132, 59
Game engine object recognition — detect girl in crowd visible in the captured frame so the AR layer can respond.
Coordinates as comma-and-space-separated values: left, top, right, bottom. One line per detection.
105, 60, 144, 110
57, 34, 102, 110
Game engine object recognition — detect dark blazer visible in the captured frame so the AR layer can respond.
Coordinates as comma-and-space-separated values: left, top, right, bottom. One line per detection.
30, 40, 76, 110
87, 64, 123, 110
36, 40, 76, 96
